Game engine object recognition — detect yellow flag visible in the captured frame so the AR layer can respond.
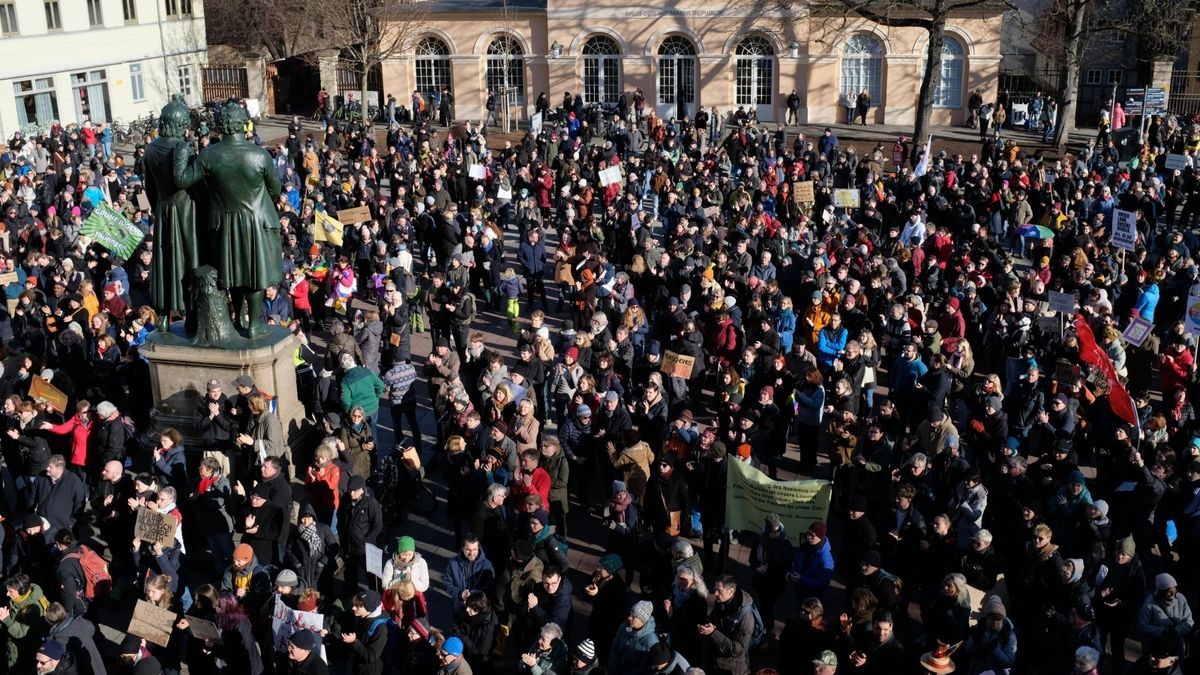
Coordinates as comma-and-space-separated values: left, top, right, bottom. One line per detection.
314, 210, 345, 247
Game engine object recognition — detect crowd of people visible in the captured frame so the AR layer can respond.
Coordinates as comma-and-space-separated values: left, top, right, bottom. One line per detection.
0, 88, 1199, 675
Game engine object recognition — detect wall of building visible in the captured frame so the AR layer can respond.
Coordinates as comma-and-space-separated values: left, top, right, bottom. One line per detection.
384, 4, 1003, 128
0, 0, 207, 137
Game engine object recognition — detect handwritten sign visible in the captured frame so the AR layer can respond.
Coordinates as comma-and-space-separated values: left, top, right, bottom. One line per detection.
832, 189, 860, 208
128, 600, 176, 647
1112, 209, 1137, 251
1048, 291, 1076, 314
0, 272, 18, 286
366, 543, 384, 578
794, 181, 815, 204
273, 597, 326, 661
660, 350, 695, 379
336, 206, 372, 224
599, 166, 624, 187
134, 507, 178, 548
184, 616, 222, 643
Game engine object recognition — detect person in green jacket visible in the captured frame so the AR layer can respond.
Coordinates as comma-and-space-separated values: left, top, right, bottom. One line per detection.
1, 575, 49, 671
339, 352, 387, 451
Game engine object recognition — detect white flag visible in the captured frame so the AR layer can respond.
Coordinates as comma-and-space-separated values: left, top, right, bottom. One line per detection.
914, 134, 934, 177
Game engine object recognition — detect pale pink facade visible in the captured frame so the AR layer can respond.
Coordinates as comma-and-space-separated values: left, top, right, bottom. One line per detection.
383, 1, 1003, 127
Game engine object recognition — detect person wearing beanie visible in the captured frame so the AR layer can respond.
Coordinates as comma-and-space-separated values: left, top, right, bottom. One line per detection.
752, 513, 794, 641
644, 452, 690, 538
221, 542, 271, 605
647, 640, 691, 675
1094, 533, 1146, 660
241, 478, 285, 566
610, 600, 659, 674
842, 498, 878, 577
789, 516, 836, 601
571, 638, 602, 675
286, 628, 328, 675
584, 554, 628, 663
382, 534, 431, 592
961, 594, 1016, 673
343, 589, 389, 675
1135, 572, 1193, 655
438, 636, 468, 673
337, 469, 384, 592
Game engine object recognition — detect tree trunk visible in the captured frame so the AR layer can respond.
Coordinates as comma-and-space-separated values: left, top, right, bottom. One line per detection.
1051, 0, 1088, 149
361, 69, 370, 123
913, 16, 947, 154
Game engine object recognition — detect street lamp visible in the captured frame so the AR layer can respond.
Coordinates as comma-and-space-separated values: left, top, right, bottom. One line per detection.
550, 41, 563, 59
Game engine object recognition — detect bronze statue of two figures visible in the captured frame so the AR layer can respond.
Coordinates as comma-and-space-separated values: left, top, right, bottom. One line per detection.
143, 97, 283, 347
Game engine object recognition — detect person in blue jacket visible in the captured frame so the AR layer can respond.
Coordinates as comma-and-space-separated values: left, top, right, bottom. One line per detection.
787, 520, 835, 601
1133, 273, 1160, 323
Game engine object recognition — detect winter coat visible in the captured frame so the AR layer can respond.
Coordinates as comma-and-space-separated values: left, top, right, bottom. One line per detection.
703, 590, 756, 675
790, 537, 835, 597
444, 551, 496, 615
609, 616, 659, 675
962, 616, 1018, 675
341, 366, 387, 418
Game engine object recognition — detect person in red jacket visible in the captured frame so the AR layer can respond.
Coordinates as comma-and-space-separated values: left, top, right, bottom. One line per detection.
1161, 341, 1195, 394
706, 310, 740, 368
42, 400, 95, 476
509, 448, 551, 508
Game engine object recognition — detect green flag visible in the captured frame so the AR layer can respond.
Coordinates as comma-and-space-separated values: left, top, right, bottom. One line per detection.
81, 202, 145, 259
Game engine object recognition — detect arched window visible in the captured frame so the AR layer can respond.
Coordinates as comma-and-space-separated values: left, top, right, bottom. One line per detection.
840, 34, 883, 106
582, 35, 621, 104
414, 37, 451, 100
735, 35, 774, 107
657, 35, 697, 117
933, 37, 964, 108
486, 35, 525, 104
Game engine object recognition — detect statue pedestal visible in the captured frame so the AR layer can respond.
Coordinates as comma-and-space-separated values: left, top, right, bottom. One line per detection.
142, 325, 311, 449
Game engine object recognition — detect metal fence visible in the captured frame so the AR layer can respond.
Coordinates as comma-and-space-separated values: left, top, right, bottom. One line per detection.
997, 67, 1124, 124
201, 66, 249, 102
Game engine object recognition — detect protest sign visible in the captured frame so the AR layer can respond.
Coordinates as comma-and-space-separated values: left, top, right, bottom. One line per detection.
497, 186, 513, 200
794, 181, 815, 204
703, 206, 721, 221
0, 272, 18, 286
29, 377, 68, 414
1111, 209, 1137, 251
1122, 316, 1154, 347
314, 211, 345, 247
185, 616, 222, 642
1165, 153, 1189, 171
81, 203, 146, 259
136, 192, 152, 211
1186, 296, 1200, 335
273, 597, 327, 661
1047, 291, 1076, 314
531, 112, 543, 133
599, 166, 623, 187
832, 189, 860, 208
366, 543, 384, 578
336, 206, 372, 224
469, 164, 487, 180
660, 350, 695, 379
134, 507, 178, 548
726, 459, 832, 535
128, 600, 176, 647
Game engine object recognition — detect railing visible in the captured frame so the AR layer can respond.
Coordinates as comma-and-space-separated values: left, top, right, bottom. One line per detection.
201, 66, 248, 102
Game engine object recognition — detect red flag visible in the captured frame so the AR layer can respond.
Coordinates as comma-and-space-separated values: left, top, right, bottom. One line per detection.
1073, 314, 1138, 426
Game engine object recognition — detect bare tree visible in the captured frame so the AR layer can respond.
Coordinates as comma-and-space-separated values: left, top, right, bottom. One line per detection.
326, 0, 431, 118
204, 0, 327, 61
816, 0, 1006, 145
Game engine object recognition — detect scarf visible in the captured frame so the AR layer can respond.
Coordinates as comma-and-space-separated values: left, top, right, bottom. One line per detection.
299, 521, 324, 558
197, 475, 219, 495
608, 491, 633, 524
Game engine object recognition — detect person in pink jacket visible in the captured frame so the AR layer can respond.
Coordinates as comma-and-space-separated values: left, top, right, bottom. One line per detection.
42, 400, 96, 474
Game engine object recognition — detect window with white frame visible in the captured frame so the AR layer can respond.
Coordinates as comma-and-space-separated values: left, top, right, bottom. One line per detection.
122, 0, 137, 21
657, 35, 697, 106
164, 0, 192, 17
14, 78, 59, 129
486, 35, 525, 105
735, 35, 775, 106
178, 65, 193, 100
130, 63, 145, 101
0, 1, 19, 35
1086, 69, 1102, 85
841, 34, 883, 106
414, 37, 451, 99
44, 0, 62, 30
582, 35, 621, 104
87, 0, 103, 26
932, 37, 964, 108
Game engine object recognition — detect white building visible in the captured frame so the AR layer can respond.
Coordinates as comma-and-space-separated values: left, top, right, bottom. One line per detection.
0, 0, 207, 138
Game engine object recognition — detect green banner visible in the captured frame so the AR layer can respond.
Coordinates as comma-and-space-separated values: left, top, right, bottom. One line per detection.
81, 202, 145, 259
725, 458, 833, 535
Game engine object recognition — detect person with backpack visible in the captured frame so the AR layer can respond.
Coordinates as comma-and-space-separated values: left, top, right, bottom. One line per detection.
53, 529, 109, 616
337, 590, 390, 675
699, 574, 759, 675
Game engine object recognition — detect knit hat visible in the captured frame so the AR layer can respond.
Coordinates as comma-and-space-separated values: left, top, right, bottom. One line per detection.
252, 482, 272, 499
442, 637, 464, 657
678, 409, 693, 424
649, 641, 673, 667
764, 513, 783, 532
234, 543, 254, 564
39, 641, 67, 661
1068, 470, 1086, 486
574, 639, 596, 664
348, 475, 366, 491
275, 569, 299, 587
809, 520, 828, 540
599, 554, 624, 574
850, 496, 869, 513
289, 629, 319, 651
358, 590, 382, 613
576, 404, 592, 418
612, 480, 628, 495
397, 536, 416, 554
983, 595, 1006, 618
1092, 500, 1109, 518
565, 346, 579, 361
492, 420, 509, 435
531, 509, 550, 527
1117, 535, 1136, 557
861, 550, 882, 568
985, 396, 1002, 411
1156, 573, 1178, 591
630, 600, 654, 623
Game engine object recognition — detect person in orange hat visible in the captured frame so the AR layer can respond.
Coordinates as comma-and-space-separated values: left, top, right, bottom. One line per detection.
221, 543, 270, 603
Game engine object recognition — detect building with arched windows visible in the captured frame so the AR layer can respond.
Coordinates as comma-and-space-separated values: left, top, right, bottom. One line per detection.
381, 0, 1003, 126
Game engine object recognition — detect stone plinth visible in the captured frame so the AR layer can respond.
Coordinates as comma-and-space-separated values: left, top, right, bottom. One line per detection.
142, 325, 310, 449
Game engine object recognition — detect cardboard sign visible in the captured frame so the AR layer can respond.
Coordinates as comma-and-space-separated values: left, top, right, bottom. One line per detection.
599, 166, 623, 187
136, 192, 151, 211
272, 597, 326, 661
336, 206, 372, 224
468, 164, 487, 180
832, 189, 860, 208
29, 376, 68, 414
366, 542, 384, 578
0, 272, 18, 286
1122, 316, 1154, 347
794, 181, 815, 204
128, 600, 176, 647
185, 616, 222, 643
1165, 153, 1189, 171
134, 507, 179, 548
660, 350, 695, 379
314, 211, 345, 247
1111, 209, 1137, 251
1048, 291, 1076, 314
